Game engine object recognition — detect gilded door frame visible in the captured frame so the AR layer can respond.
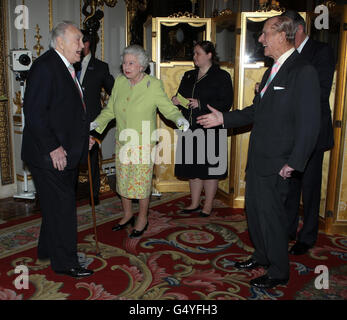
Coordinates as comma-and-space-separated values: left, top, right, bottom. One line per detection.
229, 11, 308, 208
230, 11, 284, 208
324, 4, 347, 235
0, 0, 15, 186
145, 16, 212, 193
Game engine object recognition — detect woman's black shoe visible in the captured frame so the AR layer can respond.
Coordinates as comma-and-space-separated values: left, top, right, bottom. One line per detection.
129, 222, 149, 238
112, 216, 135, 231
199, 211, 211, 218
180, 205, 201, 214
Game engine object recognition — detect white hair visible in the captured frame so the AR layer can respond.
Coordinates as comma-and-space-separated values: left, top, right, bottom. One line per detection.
121, 45, 150, 69
49, 21, 78, 49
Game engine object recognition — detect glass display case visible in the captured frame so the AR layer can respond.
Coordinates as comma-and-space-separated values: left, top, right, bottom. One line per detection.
216, 11, 310, 208
231, 11, 283, 208
211, 11, 237, 198
144, 16, 212, 193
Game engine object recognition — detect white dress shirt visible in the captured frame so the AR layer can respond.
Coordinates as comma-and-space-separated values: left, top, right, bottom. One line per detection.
55, 49, 83, 95
296, 36, 309, 54
275, 47, 296, 72
79, 52, 91, 84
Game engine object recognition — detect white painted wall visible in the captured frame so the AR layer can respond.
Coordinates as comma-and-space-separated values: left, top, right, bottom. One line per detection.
1, 0, 126, 198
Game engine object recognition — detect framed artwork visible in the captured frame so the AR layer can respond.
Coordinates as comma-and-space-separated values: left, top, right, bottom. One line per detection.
160, 23, 206, 62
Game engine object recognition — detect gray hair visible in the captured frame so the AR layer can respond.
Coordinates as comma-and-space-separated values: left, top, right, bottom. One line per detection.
49, 21, 78, 49
271, 16, 296, 44
281, 10, 306, 33
121, 45, 150, 69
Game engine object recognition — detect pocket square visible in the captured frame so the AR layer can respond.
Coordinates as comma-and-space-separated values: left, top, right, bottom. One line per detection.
274, 86, 285, 90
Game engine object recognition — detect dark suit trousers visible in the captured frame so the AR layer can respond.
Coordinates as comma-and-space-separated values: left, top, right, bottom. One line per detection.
29, 165, 79, 271
89, 143, 100, 197
286, 149, 324, 246
245, 162, 290, 279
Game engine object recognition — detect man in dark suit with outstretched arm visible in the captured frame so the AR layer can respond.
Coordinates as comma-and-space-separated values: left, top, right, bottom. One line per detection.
74, 30, 114, 206
21, 21, 95, 278
281, 10, 335, 255
197, 16, 321, 289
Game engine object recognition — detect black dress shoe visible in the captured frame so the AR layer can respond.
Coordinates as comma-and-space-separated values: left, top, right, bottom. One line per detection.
129, 222, 149, 238
289, 241, 311, 255
37, 255, 50, 260
55, 266, 94, 278
250, 274, 288, 289
288, 234, 296, 241
199, 211, 211, 218
180, 205, 201, 214
234, 258, 268, 270
112, 216, 135, 231
37, 250, 50, 260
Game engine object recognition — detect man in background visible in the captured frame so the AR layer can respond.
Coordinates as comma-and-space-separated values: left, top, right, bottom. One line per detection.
74, 30, 115, 205
281, 10, 335, 255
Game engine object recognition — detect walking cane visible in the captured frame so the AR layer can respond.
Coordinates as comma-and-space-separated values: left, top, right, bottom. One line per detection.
88, 137, 101, 256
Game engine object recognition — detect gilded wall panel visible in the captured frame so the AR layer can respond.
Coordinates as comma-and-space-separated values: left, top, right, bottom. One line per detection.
320, 71, 337, 218
320, 151, 331, 217
153, 65, 192, 192
218, 136, 231, 193
218, 65, 234, 194
337, 71, 347, 222
337, 143, 347, 221
233, 67, 265, 206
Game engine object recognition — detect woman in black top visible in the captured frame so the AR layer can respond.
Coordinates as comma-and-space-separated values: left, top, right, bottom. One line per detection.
172, 41, 233, 217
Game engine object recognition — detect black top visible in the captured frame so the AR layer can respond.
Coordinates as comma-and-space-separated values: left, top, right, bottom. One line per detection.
175, 64, 233, 180
177, 64, 233, 129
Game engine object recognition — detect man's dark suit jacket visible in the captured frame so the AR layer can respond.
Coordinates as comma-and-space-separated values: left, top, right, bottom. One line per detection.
78, 56, 114, 123
223, 51, 321, 176
21, 49, 90, 169
300, 38, 335, 151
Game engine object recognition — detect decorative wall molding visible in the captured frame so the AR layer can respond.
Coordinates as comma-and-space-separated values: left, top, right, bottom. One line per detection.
33, 24, 44, 57
49, 0, 53, 31
0, 0, 14, 185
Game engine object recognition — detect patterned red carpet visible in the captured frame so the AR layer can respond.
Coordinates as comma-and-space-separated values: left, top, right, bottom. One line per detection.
0, 193, 346, 301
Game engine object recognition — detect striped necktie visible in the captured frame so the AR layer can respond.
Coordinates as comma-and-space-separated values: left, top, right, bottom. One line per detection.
260, 61, 281, 98
68, 64, 86, 111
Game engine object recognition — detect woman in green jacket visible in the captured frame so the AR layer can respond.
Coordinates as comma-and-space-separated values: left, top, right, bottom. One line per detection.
91, 45, 188, 238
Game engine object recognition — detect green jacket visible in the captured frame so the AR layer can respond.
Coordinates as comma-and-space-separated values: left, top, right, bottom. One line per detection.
95, 74, 183, 146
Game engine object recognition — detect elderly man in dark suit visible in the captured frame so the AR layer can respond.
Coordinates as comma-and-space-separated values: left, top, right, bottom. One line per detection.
281, 10, 335, 256
21, 21, 95, 278
197, 16, 321, 289
74, 31, 115, 205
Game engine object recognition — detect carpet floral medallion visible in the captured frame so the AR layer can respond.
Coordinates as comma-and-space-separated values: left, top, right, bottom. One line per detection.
0, 193, 346, 301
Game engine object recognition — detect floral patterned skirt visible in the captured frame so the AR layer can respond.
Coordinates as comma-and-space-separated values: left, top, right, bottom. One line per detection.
115, 141, 154, 199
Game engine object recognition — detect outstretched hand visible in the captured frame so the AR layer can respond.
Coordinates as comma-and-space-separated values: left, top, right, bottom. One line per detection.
196, 104, 223, 128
